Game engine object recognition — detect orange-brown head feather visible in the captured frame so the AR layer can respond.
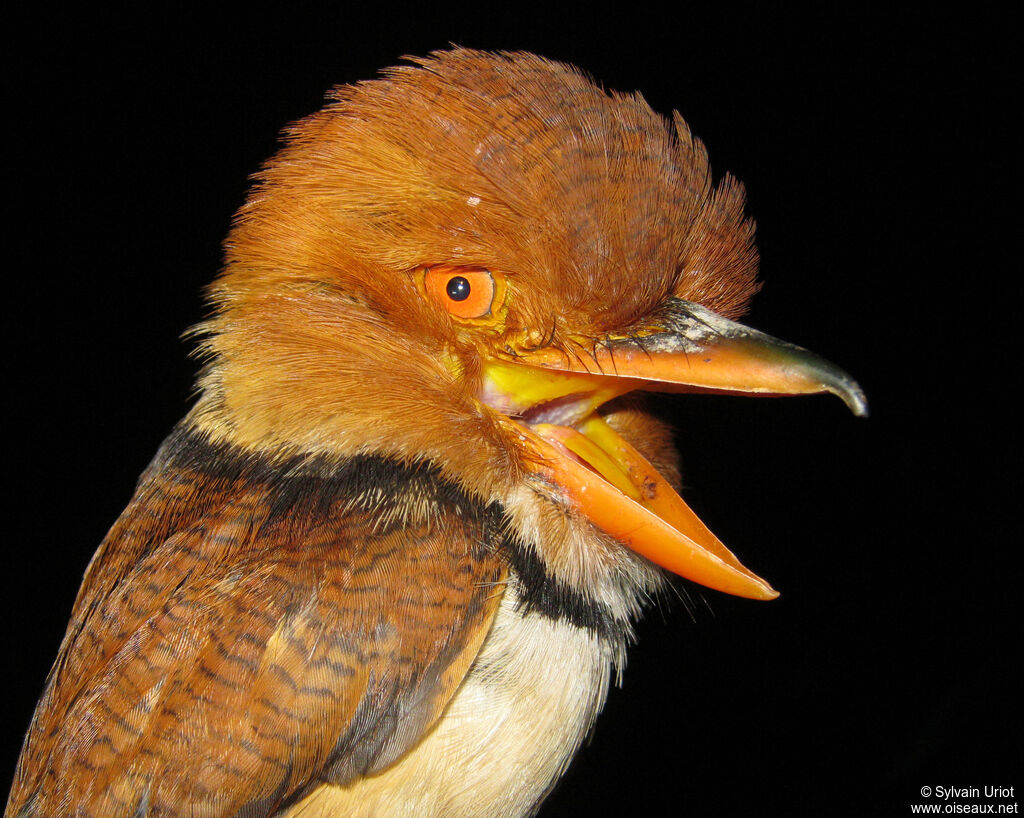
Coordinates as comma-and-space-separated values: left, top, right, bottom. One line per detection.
195, 48, 758, 508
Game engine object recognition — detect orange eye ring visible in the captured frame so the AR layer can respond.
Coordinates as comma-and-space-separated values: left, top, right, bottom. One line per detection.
422, 266, 503, 320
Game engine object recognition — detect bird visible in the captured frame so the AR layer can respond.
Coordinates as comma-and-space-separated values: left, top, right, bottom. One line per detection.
6, 48, 866, 817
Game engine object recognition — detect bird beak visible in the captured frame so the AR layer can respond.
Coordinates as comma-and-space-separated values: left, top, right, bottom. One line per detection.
481, 298, 867, 601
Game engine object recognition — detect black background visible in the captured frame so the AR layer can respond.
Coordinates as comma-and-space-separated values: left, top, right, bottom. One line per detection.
4, 6, 1016, 817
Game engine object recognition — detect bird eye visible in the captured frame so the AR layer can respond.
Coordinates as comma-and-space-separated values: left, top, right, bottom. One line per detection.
446, 276, 471, 301
422, 266, 500, 319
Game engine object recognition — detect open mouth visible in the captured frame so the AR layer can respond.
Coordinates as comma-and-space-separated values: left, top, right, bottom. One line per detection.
480, 299, 866, 601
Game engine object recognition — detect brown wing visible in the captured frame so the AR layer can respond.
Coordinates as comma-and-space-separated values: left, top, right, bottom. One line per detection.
7, 427, 507, 817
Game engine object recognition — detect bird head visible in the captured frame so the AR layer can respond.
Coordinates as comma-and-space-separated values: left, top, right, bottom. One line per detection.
192, 49, 864, 623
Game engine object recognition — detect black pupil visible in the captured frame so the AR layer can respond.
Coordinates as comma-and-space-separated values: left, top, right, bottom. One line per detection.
446, 276, 471, 301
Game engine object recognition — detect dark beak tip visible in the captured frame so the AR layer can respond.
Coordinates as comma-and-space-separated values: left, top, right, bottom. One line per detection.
834, 381, 869, 418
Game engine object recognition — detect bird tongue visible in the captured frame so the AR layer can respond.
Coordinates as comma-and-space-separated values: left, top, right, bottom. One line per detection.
524, 416, 779, 600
